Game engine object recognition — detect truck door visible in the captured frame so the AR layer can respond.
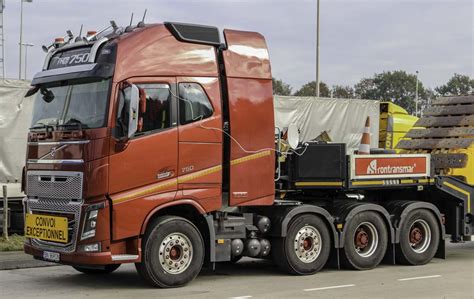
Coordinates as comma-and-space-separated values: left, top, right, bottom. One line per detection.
109, 77, 178, 240
176, 77, 223, 211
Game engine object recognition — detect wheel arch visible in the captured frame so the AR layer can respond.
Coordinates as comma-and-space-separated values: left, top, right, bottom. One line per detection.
139, 199, 211, 263
140, 199, 207, 235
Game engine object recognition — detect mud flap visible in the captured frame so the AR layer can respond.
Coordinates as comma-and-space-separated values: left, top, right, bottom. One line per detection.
436, 176, 474, 239
383, 243, 396, 265
435, 238, 446, 259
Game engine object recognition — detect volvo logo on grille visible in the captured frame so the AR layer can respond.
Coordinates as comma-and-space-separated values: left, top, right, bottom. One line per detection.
38, 144, 69, 160
49, 147, 58, 157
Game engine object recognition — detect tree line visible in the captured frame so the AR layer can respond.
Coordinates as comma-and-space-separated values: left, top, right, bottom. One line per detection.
273, 71, 474, 114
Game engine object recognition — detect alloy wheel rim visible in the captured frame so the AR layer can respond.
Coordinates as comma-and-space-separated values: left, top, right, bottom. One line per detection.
158, 232, 193, 274
294, 225, 322, 263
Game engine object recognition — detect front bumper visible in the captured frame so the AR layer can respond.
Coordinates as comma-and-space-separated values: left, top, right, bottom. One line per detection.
24, 243, 115, 265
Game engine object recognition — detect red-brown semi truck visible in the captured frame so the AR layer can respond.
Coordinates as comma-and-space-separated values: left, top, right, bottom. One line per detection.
22, 21, 473, 288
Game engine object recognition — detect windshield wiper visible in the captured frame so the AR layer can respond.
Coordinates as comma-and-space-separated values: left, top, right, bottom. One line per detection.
57, 118, 88, 131
29, 124, 56, 134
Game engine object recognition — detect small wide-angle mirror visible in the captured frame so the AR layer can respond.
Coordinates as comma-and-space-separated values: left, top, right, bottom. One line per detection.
40, 87, 55, 103
127, 84, 140, 138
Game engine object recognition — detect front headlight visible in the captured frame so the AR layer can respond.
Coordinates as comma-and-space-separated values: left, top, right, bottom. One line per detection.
81, 209, 99, 240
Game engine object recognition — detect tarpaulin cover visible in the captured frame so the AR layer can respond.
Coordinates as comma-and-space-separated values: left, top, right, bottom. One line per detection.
0, 79, 32, 196
274, 96, 380, 153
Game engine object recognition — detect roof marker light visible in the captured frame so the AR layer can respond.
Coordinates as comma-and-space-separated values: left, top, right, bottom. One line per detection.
54, 37, 65, 48
42, 44, 53, 53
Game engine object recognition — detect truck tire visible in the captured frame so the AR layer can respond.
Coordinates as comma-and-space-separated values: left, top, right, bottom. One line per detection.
135, 216, 204, 288
72, 264, 120, 274
396, 209, 440, 265
341, 211, 388, 270
273, 214, 331, 275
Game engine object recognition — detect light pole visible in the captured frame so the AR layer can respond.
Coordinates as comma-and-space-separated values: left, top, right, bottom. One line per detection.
1, 0, 5, 79
415, 70, 419, 117
19, 0, 33, 80
20, 42, 33, 80
315, 0, 320, 97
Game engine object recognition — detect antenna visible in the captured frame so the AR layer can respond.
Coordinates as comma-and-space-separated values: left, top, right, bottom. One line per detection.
125, 13, 134, 32
75, 24, 83, 42
137, 9, 147, 27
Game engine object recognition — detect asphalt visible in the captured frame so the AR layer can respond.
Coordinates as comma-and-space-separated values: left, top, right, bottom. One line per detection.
0, 242, 473, 298
0, 250, 55, 270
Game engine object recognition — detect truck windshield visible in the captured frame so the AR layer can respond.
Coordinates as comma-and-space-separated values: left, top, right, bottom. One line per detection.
31, 79, 110, 130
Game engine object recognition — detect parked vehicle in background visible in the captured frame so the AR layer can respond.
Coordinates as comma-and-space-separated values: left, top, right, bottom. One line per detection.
379, 102, 418, 151
22, 21, 473, 288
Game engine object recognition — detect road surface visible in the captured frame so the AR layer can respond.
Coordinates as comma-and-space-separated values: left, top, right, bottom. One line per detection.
1, 242, 473, 298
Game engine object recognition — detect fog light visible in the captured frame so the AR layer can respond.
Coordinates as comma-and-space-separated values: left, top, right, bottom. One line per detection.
81, 209, 99, 240
78, 242, 101, 253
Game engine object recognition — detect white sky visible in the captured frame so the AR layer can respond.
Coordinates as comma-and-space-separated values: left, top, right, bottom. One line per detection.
1, 0, 473, 90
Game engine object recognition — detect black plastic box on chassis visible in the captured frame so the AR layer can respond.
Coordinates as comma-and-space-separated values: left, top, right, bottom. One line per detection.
288, 143, 347, 183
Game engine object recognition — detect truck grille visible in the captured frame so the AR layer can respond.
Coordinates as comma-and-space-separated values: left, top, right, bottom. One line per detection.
26, 197, 83, 253
27, 171, 83, 200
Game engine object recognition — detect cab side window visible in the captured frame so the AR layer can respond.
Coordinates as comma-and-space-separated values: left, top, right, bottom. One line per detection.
137, 83, 172, 133
178, 83, 213, 125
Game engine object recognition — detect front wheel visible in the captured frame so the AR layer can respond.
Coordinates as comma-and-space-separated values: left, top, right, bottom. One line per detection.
396, 209, 440, 265
273, 214, 331, 275
72, 264, 120, 274
135, 216, 204, 288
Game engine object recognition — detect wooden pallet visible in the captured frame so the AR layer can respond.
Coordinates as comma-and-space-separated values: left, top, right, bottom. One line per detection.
397, 138, 474, 150
423, 104, 474, 116
414, 115, 474, 127
405, 127, 474, 138
431, 153, 468, 169
432, 95, 474, 106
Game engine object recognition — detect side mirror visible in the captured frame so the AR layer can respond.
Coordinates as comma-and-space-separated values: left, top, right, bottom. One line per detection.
139, 88, 147, 114
127, 84, 140, 138
137, 88, 147, 132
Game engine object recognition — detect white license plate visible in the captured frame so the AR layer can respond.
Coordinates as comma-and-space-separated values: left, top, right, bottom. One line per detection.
43, 251, 60, 262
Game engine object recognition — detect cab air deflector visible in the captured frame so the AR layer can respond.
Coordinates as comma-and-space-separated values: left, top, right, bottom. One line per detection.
164, 22, 221, 46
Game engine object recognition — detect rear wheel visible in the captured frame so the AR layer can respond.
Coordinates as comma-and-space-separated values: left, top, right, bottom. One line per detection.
396, 209, 439, 265
341, 211, 388, 270
135, 216, 204, 288
72, 264, 120, 274
273, 214, 331, 275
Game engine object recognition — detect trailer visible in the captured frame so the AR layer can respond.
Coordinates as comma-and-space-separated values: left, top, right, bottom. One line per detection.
22, 20, 473, 288
0, 79, 33, 233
